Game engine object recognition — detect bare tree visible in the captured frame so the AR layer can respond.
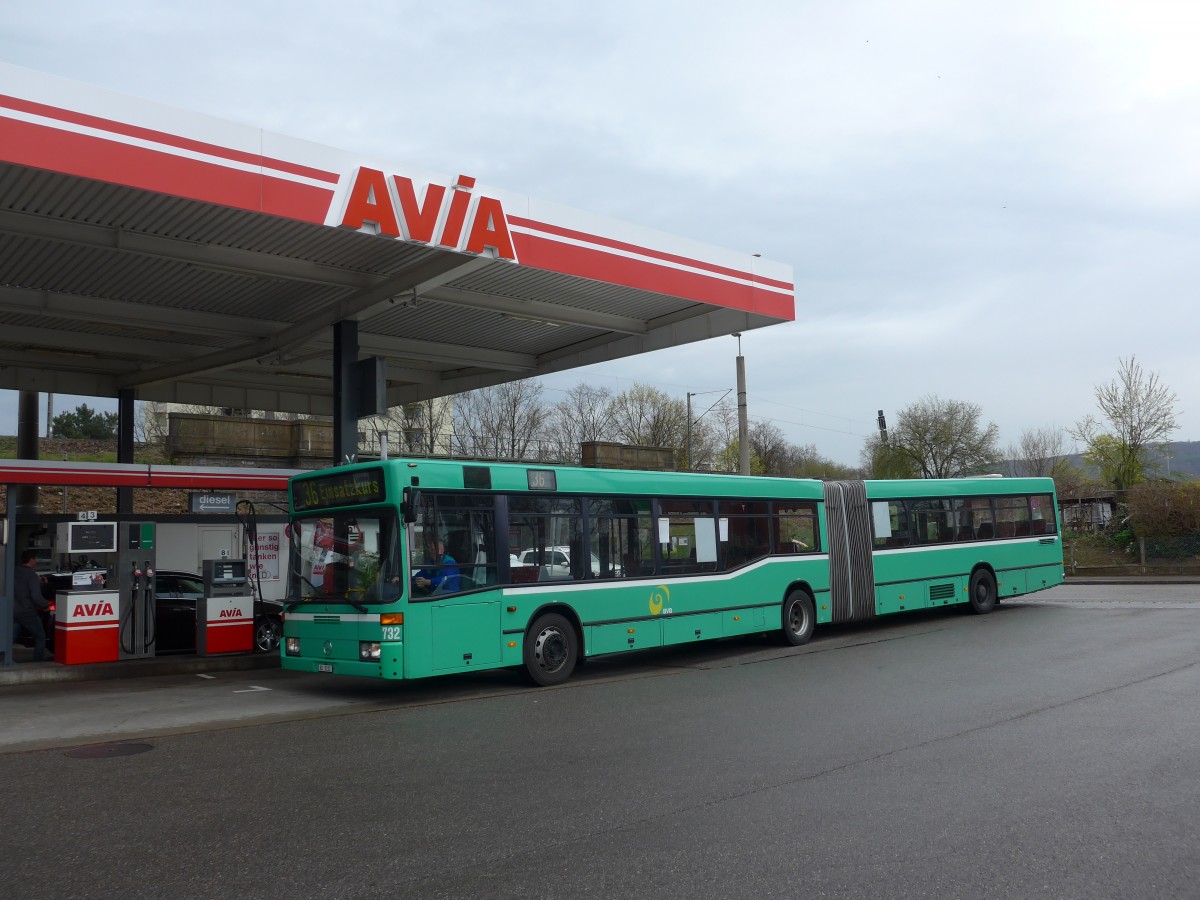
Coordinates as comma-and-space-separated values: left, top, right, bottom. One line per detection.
1070, 356, 1179, 491
881, 395, 1002, 478
542, 383, 615, 463
452, 380, 547, 460
368, 399, 454, 456
748, 419, 789, 474
1009, 426, 1068, 477
609, 384, 689, 466
687, 397, 736, 471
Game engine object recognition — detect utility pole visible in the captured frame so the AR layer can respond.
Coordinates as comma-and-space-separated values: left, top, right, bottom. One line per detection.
735, 333, 749, 475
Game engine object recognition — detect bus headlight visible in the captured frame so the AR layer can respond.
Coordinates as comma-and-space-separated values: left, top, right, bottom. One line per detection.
285, 637, 301, 656
359, 641, 381, 661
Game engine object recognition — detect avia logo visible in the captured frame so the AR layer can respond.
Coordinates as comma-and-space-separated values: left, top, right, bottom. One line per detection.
73, 602, 114, 617
218, 609, 244, 618
338, 168, 517, 261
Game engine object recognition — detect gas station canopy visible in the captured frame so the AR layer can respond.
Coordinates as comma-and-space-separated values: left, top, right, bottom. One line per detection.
0, 62, 794, 416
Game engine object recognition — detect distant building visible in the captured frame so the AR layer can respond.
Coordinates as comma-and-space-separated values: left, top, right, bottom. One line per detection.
150, 399, 455, 463
1060, 490, 1116, 532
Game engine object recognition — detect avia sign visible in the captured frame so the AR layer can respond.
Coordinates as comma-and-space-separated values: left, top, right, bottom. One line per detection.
73, 601, 115, 618
337, 167, 517, 262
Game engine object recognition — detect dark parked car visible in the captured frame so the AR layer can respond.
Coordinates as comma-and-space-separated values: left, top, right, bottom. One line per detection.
153, 570, 283, 654
39, 569, 282, 655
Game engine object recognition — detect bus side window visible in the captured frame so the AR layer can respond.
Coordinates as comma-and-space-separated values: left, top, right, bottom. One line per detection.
773, 502, 819, 554
1031, 494, 1056, 534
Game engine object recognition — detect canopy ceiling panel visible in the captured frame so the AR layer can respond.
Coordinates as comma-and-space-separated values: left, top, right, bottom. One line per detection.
0, 62, 794, 416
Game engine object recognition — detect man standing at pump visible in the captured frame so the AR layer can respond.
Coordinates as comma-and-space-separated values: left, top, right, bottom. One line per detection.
13, 548, 50, 662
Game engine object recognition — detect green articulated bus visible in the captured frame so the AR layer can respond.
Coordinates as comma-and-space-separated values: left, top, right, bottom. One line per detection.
281, 459, 1064, 685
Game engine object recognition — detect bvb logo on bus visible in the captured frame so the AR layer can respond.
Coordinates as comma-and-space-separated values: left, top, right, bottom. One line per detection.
649, 585, 671, 616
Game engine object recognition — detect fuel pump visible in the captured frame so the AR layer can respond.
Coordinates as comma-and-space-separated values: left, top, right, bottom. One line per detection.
117, 523, 156, 660
52, 521, 120, 664
198, 559, 254, 654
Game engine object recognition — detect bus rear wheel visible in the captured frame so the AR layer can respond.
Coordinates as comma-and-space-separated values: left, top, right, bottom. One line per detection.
968, 569, 997, 614
523, 613, 578, 686
781, 589, 815, 646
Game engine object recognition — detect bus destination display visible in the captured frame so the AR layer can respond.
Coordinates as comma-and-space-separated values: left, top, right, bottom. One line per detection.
293, 470, 386, 512
526, 469, 557, 491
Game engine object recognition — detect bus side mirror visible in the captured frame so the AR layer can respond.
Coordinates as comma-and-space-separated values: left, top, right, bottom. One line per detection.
401, 488, 422, 524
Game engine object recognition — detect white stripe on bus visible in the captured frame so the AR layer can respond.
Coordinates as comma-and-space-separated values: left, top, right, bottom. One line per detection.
502, 554, 831, 596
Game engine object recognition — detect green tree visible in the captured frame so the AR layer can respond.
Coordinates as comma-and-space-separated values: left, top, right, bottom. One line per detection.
51, 403, 118, 439
1070, 356, 1179, 492
860, 434, 921, 479
864, 395, 1001, 479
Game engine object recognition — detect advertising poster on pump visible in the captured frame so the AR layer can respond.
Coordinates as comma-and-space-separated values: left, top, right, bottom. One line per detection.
249, 531, 281, 581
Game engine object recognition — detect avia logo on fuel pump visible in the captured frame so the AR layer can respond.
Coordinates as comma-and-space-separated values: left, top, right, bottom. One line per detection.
218, 608, 244, 618
334, 167, 518, 261
72, 601, 116, 619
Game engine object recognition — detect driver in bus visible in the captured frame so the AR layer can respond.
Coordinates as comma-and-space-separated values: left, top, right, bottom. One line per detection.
412, 535, 460, 596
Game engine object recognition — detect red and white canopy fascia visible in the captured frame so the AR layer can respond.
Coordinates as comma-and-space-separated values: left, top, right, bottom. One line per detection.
0, 62, 794, 321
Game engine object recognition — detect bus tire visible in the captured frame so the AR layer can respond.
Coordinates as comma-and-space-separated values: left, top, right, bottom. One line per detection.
968, 569, 997, 614
781, 589, 815, 646
523, 613, 578, 686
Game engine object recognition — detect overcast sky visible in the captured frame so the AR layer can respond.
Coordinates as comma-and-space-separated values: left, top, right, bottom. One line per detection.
3, 1, 1198, 466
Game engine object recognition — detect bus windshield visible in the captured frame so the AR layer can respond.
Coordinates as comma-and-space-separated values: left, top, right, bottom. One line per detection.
288, 510, 402, 605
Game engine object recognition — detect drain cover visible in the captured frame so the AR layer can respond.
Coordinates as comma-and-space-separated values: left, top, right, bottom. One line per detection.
64, 742, 154, 759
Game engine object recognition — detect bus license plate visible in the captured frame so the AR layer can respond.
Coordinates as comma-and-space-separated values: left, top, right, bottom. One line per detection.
318, 663, 334, 673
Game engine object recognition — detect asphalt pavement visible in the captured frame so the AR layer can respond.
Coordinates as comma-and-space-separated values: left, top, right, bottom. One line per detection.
2, 581, 1198, 898
2, 577, 1198, 757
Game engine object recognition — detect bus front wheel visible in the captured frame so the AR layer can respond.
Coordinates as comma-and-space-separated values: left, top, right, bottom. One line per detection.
523, 613, 578, 686
968, 569, 997, 614
781, 590, 815, 646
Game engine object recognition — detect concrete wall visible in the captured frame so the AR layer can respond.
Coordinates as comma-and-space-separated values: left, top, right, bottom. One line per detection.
581, 441, 675, 472
167, 413, 331, 469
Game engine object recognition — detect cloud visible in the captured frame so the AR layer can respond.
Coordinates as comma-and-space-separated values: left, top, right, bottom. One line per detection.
3, 0, 1199, 464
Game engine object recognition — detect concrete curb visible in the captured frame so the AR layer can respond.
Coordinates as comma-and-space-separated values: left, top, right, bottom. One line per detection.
1065, 576, 1200, 585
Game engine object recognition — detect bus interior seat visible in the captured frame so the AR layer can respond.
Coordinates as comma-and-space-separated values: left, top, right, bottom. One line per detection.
977, 522, 994, 539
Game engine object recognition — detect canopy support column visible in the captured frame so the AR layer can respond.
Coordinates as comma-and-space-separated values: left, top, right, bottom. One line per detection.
333, 320, 359, 465
118, 388, 135, 513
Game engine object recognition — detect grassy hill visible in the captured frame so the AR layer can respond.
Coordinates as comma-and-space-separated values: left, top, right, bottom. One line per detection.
1060, 440, 1200, 481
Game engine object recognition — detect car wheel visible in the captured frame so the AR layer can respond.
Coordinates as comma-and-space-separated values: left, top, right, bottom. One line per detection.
255, 616, 282, 652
